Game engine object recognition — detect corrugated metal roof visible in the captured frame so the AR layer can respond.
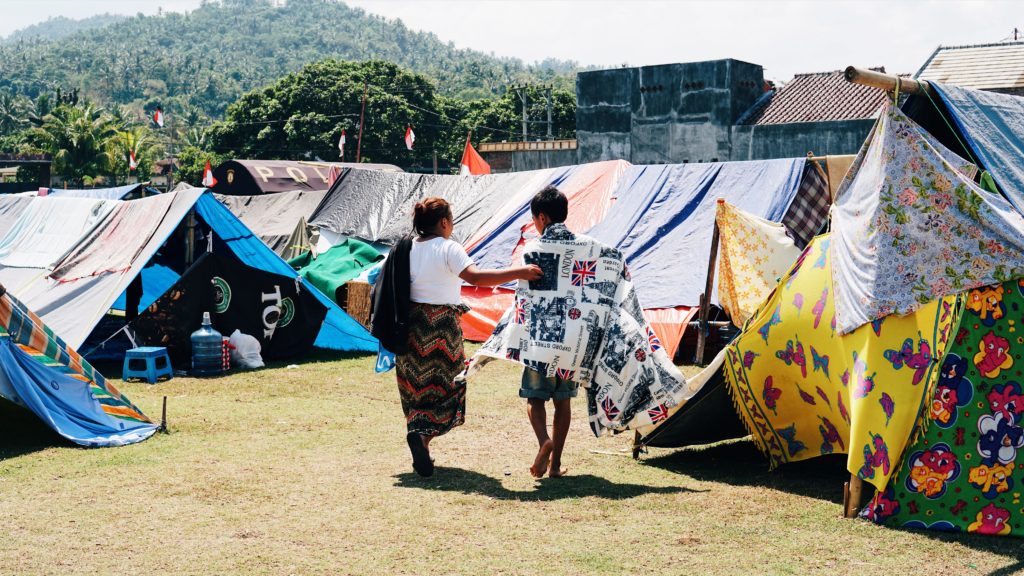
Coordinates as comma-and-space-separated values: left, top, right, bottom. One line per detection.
916, 41, 1024, 90
740, 69, 888, 126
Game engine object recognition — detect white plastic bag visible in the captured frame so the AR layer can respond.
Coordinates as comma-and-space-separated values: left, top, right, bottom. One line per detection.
229, 329, 264, 369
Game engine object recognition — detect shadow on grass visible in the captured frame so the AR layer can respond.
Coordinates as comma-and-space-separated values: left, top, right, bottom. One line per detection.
645, 439, 1024, 574
641, 438, 849, 503
0, 400, 67, 459
393, 466, 705, 501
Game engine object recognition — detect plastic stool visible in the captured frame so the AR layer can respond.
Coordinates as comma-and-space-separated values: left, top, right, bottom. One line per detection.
123, 347, 174, 384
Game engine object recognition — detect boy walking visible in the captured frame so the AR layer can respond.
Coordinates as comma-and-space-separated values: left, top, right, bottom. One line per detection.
522, 186, 577, 478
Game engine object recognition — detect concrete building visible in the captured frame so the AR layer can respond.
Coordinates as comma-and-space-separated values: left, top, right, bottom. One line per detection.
575, 59, 887, 165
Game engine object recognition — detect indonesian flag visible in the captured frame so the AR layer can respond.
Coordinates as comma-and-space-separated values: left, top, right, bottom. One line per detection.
459, 134, 491, 176
202, 160, 217, 188
128, 150, 138, 171
338, 129, 346, 159
404, 125, 415, 150
153, 107, 164, 128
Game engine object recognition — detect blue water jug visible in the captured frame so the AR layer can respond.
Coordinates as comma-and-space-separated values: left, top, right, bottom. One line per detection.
190, 311, 224, 376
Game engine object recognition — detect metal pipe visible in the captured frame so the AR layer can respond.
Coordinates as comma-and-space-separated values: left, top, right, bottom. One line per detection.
844, 66, 931, 95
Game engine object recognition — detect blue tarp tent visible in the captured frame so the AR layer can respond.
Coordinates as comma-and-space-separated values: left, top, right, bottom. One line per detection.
0, 290, 157, 447
194, 193, 377, 352
587, 158, 806, 309
930, 83, 1024, 213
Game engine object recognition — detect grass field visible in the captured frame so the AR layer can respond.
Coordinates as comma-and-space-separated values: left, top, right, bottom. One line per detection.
2, 349, 1023, 575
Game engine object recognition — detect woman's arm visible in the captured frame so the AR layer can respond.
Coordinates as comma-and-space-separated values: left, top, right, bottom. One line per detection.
459, 264, 542, 287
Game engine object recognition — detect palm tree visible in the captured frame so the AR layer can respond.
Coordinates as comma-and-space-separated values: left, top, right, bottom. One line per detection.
115, 124, 164, 181
0, 91, 27, 137
27, 102, 118, 186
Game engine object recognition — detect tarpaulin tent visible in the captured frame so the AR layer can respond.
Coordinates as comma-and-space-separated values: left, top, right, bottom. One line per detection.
308, 162, 629, 248
192, 193, 377, 354
587, 158, 807, 310
134, 251, 330, 365
0, 191, 199, 346
0, 190, 376, 361
464, 161, 629, 269
0, 288, 157, 447
44, 183, 149, 200
928, 83, 1024, 212
216, 190, 327, 256
288, 238, 384, 304
211, 160, 401, 196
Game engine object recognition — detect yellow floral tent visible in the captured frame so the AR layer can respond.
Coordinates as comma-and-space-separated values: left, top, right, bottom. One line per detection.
723, 233, 959, 490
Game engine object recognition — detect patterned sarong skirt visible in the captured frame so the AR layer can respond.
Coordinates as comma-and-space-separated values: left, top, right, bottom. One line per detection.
396, 303, 468, 437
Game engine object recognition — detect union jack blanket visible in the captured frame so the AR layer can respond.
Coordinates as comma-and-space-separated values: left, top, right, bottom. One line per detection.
464, 223, 690, 435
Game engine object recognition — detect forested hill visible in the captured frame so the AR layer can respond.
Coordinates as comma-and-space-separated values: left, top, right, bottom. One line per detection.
0, 0, 578, 117
2, 14, 128, 43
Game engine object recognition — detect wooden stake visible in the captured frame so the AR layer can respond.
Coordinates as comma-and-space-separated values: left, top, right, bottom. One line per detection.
694, 200, 723, 365
844, 474, 864, 518
159, 395, 168, 434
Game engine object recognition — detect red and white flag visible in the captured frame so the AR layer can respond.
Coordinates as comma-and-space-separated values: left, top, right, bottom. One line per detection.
404, 125, 415, 150
327, 164, 342, 187
459, 134, 491, 176
202, 159, 217, 188
338, 129, 346, 159
128, 150, 138, 171
153, 107, 164, 128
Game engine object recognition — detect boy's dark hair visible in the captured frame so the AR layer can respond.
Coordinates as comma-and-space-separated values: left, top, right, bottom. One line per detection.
530, 185, 568, 223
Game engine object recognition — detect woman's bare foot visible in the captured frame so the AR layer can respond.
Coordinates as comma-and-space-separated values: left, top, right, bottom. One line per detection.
530, 439, 553, 478
549, 463, 568, 478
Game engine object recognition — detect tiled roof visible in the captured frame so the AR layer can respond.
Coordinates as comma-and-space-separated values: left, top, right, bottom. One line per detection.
916, 41, 1024, 90
739, 69, 889, 126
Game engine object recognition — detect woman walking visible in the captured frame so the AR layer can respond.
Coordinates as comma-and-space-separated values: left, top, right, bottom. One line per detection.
395, 197, 541, 477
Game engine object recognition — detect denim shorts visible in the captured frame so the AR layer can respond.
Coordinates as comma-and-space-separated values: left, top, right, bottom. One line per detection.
520, 368, 578, 401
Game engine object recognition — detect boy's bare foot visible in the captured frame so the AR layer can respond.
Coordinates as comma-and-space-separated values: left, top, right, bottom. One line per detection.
549, 466, 569, 478
530, 439, 553, 478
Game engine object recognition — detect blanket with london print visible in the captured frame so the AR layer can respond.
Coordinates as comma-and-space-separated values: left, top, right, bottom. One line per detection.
464, 223, 690, 435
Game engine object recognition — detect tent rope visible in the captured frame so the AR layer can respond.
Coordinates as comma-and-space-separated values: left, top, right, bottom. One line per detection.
919, 83, 982, 168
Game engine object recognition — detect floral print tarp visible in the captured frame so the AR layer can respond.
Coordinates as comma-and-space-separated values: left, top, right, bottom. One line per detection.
831, 102, 1024, 335
865, 279, 1024, 537
723, 233, 959, 490
465, 223, 690, 435
716, 199, 803, 328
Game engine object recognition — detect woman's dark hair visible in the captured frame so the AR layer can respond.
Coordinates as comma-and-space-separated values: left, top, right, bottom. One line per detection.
413, 197, 453, 236
530, 185, 568, 223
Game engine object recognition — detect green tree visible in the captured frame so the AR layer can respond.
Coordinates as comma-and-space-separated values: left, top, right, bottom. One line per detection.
209, 59, 459, 171
175, 145, 226, 186
24, 101, 118, 185
0, 90, 29, 137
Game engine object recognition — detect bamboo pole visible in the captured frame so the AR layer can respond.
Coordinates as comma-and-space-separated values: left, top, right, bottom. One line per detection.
843, 66, 931, 95
844, 474, 864, 518
694, 200, 723, 365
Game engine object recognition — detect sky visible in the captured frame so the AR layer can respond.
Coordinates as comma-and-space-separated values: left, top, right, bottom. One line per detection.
2, 0, 1022, 82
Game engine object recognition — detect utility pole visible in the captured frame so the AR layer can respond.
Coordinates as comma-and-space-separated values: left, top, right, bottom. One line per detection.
356, 80, 368, 163
545, 85, 553, 140
513, 84, 529, 142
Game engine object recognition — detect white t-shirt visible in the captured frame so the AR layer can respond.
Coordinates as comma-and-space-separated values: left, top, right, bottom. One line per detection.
409, 237, 474, 305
